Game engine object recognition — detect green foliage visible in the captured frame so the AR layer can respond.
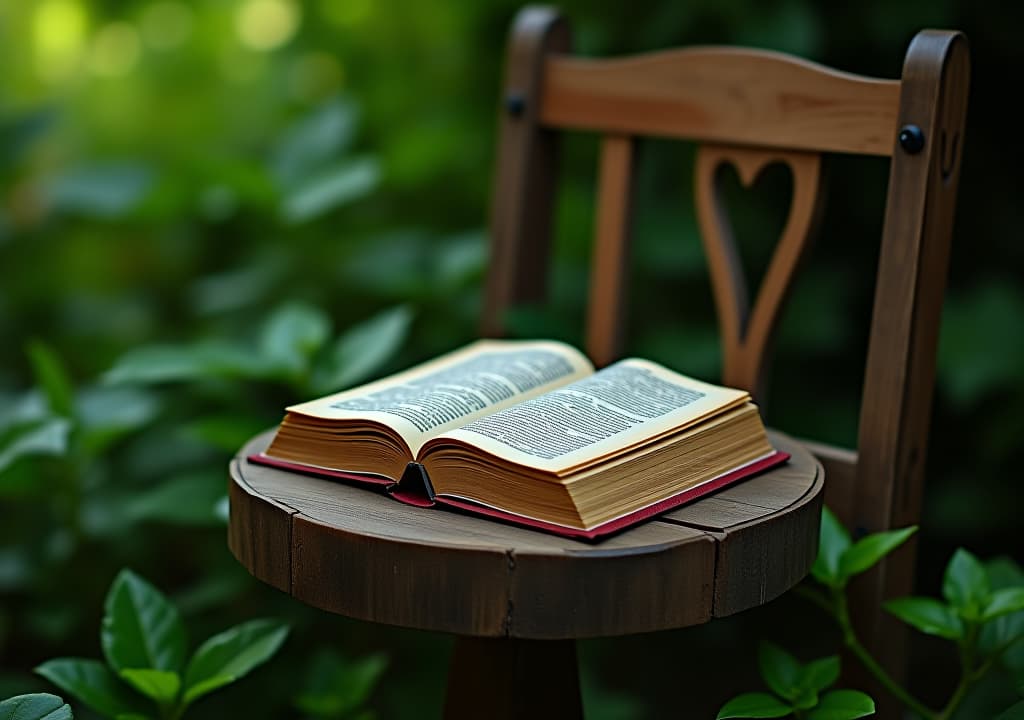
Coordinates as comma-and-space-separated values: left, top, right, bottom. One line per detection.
36, 570, 289, 720
26, 342, 75, 419
810, 508, 916, 589
45, 164, 155, 219
0, 693, 72, 720
103, 300, 412, 397
809, 508, 849, 586
837, 527, 917, 580
807, 691, 875, 720
0, 418, 70, 476
281, 157, 380, 225
718, 693, 793, 719
293, 649, 388, 719
35, 660, 145, 718
883, 548, 1024, 652
883, 598, 963, 640
182, 619, 290, 705
1, 1, 1021, 717
995, 700, 1024, 720
799, 508, 1024, 719
311, 306, 415, 395
719, 644, 872, 718
102, 570, 187, 673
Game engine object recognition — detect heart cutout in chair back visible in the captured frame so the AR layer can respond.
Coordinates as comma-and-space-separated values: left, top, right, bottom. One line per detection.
695, 144, 824, 399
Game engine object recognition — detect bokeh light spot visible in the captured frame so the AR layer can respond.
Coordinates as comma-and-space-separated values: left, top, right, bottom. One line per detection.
90, 22, 141, 77
236, 0, 300, 51
141, 1, 193, 50
32, 0, 88, 81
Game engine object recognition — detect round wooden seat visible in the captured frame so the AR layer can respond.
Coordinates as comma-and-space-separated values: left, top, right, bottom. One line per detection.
229, 429, 821, 638
229, 429, 821, 717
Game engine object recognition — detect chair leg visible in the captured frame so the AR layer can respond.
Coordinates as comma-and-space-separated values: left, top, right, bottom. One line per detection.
443, 636, 583, 719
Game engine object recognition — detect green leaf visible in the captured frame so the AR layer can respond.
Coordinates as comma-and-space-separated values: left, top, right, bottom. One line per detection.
36, 658, 146, 718
0, 418, 71, 474
77, 387, 159, 439
26, 341, 74, 418
717, 692, 793, 718
0, 390, 49, 435
979, 556, 1024, 658
46, 164, 154, 218
183, 415, 268, 453
125, 471, 228, 527
884, 596, 963, 639
119, 669, 181, 705
183, 619, 289, 705
102, 569, 187, 673
259, 302, 331, 376
103, 343, 273, 385
311, 306, 413, 395
983, 588, 1024, 622
811, 507, 850, 586
792, 691, 819, 711
798, 656, 840, 694
995, 699, 1024, 720
987, 556, 1024, 590
294, 650, 388, 717
272, 98, 358, 186
838, 526, 916, 580
0, 693, 72, 720
758, 642, 802, 701
281, 157, 379, 224
806, 690, 875, 719
943, 548, 991, 619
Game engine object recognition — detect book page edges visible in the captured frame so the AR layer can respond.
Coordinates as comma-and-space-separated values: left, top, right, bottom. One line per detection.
248, 449, 789, 538
434, 450, 789, 538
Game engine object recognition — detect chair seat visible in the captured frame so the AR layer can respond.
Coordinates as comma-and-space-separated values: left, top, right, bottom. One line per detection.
229, 430, 822, 639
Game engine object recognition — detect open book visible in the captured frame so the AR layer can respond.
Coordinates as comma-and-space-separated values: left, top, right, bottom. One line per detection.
252, 339, 787, 539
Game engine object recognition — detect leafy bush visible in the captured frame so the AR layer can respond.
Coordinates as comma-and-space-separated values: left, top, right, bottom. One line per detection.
717, 644, 873, 719
3, 1, 1023, 717
36, 570, 289, 720
721, 509, 1024, 719
0, 693, 72, 720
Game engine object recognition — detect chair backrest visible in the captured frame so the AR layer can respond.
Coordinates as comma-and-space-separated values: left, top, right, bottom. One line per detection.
480, 4, 969, 704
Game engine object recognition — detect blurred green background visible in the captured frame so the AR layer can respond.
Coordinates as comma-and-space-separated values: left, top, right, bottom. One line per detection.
2, 0, 1022, 717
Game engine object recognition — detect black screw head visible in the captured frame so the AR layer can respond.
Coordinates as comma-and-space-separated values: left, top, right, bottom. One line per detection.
505, 92, 526, 117
898, 124, 925, 154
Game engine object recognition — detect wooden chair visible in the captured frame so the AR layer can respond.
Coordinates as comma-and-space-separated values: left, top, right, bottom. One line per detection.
480, 6, 969, 713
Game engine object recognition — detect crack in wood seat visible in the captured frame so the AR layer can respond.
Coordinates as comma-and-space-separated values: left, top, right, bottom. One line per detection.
229, 429, 822, 639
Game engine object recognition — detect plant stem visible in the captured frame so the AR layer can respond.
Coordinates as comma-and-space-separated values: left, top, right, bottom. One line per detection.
936, 674, 970, 720
831, 587, 938, 720
936, 623, 997, 720
793, 583, 833, 615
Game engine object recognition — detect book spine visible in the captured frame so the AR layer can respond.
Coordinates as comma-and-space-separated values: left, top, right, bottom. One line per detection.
386, 462, 437, 508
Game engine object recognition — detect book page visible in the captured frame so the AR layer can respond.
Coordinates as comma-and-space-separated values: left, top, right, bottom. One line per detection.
433, 359, 749, 475
285, 339, 593, 453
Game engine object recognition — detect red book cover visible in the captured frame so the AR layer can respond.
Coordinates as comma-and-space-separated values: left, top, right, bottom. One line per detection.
247, 449, 789, 540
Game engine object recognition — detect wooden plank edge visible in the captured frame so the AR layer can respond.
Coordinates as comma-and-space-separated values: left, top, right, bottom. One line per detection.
228, 458, 297, 594
507, 528, 717, 638
708, 464, 824, 617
